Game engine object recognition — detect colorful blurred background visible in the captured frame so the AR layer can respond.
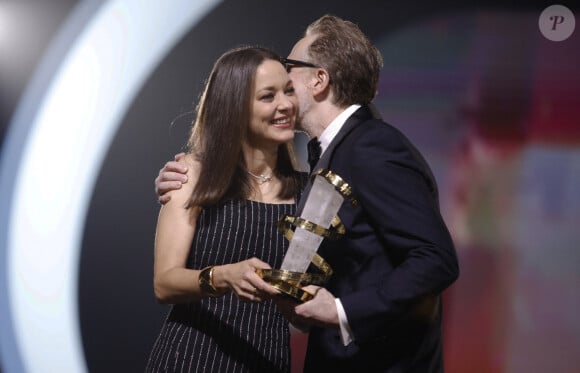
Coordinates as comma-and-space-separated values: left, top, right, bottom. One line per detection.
1, 1, 579, 372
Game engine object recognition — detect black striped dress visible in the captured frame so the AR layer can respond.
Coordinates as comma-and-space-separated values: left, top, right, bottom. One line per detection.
146, 199, 295, 373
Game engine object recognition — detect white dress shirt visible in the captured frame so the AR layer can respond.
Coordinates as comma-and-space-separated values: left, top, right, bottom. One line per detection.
318, 104, 360, 346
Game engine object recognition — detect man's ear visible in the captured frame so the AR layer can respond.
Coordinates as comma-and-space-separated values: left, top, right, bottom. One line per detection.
311, 68, 331, 97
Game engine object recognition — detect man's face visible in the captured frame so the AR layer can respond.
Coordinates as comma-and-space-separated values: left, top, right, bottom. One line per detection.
286, 35, 318, 133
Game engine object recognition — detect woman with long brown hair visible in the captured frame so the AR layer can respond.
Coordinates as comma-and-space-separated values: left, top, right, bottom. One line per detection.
146, 46, 303, 373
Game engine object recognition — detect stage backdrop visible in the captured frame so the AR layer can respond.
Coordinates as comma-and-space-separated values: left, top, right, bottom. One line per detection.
1, 1, 579, 372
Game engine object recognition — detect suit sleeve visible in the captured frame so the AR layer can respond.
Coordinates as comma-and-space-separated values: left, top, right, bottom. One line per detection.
339, 123, 459, 343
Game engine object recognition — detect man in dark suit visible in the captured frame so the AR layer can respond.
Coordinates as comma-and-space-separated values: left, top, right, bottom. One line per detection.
275, 15, 459, 372
155, 15, 459, 373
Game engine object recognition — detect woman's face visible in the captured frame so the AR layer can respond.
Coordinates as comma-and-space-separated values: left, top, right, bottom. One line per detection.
247, 59, 297, 148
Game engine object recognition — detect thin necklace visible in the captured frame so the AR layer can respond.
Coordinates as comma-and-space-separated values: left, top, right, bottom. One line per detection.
248, 170, 273, 184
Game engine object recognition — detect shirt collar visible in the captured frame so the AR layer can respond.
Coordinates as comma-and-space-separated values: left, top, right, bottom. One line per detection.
318, 104, 361, 154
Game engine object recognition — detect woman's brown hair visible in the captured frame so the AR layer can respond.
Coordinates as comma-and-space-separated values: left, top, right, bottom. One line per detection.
186, 46, 302, 208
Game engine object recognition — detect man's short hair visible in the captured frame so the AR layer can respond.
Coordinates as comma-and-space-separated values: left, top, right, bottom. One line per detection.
306, 15, 383, 107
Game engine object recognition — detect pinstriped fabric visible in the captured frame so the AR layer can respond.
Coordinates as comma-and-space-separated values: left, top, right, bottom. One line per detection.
146, 200, 294, 373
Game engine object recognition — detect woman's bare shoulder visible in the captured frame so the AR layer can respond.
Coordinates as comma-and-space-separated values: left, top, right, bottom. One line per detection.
180, 153, 201, 178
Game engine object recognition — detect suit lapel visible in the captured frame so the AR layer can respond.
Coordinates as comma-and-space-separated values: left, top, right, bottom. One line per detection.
313, 105, 374, 173
297, 106, 374, 212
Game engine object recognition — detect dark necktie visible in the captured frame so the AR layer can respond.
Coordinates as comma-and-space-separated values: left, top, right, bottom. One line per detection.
307, 137, 322, 172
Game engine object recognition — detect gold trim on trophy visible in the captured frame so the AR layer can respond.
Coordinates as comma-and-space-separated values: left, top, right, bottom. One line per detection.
311, 252, 333, 277
256, 268, 326, 286
277, 215, 345, 241
257, 252, 332, 284
312, 169, 358, 207
258, 169, 357, 302
267, 279, 316, 302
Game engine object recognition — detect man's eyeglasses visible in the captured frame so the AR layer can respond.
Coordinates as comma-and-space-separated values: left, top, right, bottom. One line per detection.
281, 58, 320, 72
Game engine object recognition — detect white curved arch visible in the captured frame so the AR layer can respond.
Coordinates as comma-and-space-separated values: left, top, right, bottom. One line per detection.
0, 0, 221, 371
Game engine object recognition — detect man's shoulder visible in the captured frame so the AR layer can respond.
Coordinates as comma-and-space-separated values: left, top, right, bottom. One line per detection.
349, 106, 397, 131
351, 116, 404, 140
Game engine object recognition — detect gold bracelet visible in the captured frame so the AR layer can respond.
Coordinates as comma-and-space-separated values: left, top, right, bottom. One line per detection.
198, 266, 226, 298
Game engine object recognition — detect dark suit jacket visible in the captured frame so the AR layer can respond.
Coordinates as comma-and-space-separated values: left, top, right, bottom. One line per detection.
301, 106, 459, 373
